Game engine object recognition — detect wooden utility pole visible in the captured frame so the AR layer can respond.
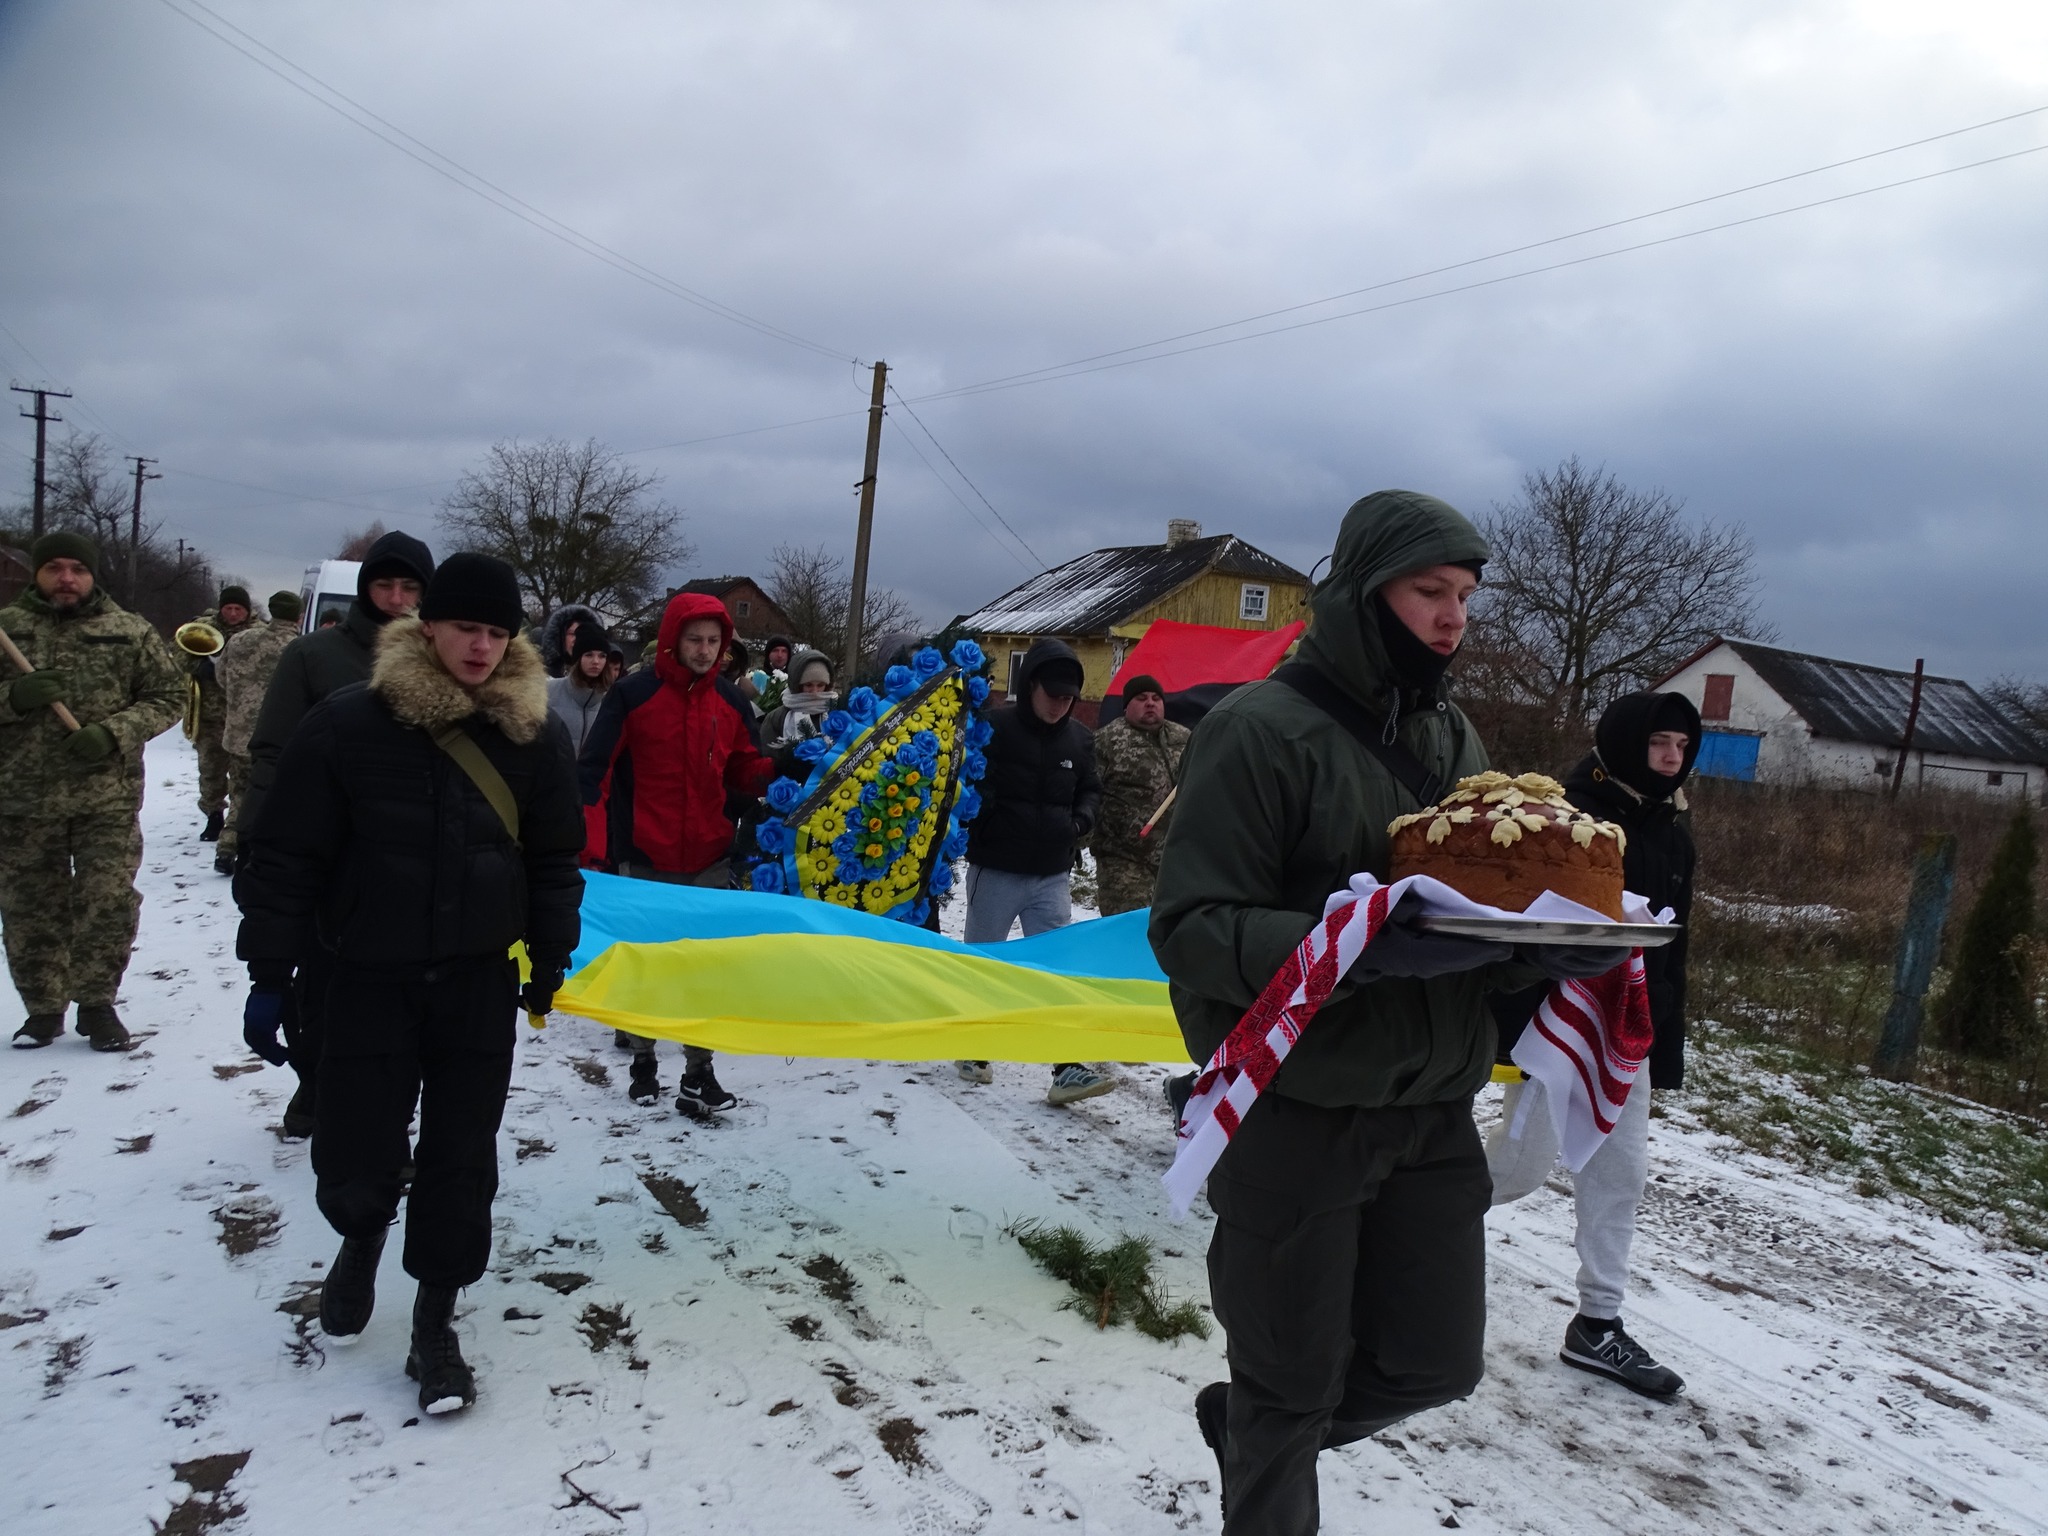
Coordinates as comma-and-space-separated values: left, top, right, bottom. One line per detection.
10, 384, 73, 538
1889, 657, 1927, 799
1871, 831, 1958, 1079
124, 456, 160, 604
841, 360, 887, 685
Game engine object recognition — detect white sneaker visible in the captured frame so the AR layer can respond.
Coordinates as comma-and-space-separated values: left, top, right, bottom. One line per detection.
956, 1060, 993, 1085
1047, 1065, 1113, 1106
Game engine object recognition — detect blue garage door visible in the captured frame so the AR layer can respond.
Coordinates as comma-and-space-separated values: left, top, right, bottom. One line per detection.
1694, 730, 1761, 782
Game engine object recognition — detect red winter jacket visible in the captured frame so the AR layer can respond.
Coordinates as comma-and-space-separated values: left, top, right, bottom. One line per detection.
577, 592, 774, 875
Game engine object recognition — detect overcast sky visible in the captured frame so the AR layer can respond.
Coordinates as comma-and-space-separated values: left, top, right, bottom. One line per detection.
3, 0, 2044, 682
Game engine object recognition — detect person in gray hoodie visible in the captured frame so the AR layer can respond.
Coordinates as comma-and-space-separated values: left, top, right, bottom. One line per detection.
546, 621, 613, 755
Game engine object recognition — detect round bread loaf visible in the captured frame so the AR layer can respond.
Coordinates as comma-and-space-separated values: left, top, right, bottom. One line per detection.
1387, 771, 1626, 919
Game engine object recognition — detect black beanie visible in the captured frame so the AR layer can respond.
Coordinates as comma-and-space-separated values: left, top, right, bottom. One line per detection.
219, 585, 252, 609
419, 553, 525, 632
1121, 673, 1166, 700
30, 531, 99, 577
572, 621, 613, 659
268, 590, 303, 623
356, 530, 435, 599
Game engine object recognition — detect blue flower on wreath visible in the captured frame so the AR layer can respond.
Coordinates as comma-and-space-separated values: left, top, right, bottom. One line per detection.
966, 716, 993, 750
846, 687, 881, 727
954, 786, 982, 822
755, 819, 791, 856
913, 646, 948, 682
835, 858, 866, 885
949, 638, 984, 672
751, 861, 786, 894
831, 831, 859, 859
966, 675, 990, 707
883, 664, 917, 702
911, 729, 941, 759
941, 827, 970, 862
963, 748, 987, 781
765, 777, 805, 815
823, 709, 854, 739
795, 735, 830, 763
930, 861, 955, 894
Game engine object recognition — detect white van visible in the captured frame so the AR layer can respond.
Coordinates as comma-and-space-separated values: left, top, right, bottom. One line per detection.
298, 561, 360, 634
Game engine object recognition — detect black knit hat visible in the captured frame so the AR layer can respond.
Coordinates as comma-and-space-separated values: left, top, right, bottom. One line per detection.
30, 531, 99, 577
356, 529, 435, 598
268, 590, 303, 622
1121, 673, 1165, 701
572, 621, 613, 658
419, 552, 524, 632
219, 584, 252, 608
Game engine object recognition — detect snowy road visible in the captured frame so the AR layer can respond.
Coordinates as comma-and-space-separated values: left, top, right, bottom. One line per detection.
2, 737, 2042, 1534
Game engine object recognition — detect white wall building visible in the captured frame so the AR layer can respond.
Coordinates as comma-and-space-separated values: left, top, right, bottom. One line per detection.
1657, 639, 2046, 804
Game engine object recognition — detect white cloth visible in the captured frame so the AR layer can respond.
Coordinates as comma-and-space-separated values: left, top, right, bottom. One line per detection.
1488, 1071, 1653, 1319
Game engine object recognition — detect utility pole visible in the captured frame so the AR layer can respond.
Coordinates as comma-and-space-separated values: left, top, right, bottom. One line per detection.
1890, 657, 1927, 799
841, 360, 887, 685
10, 384, 73, 538
124, 456, 160, 604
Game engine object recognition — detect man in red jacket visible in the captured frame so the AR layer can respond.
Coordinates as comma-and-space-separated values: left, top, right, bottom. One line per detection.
579, 591, 774, 1116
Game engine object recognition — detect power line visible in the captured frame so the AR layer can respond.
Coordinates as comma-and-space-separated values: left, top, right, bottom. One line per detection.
152, 0, 854, 365
886, 385, 1045, 568
884, 416, 1036, 575
906, 138, 2048, 404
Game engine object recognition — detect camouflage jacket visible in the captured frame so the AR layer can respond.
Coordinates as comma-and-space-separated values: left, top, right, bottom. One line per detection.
188, 611, 258, 723
1090, 716, 1191, 865
0, 587, 184, 816
218, 618, 298, 757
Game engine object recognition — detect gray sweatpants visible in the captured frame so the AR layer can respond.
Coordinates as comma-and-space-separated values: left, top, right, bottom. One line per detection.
1485, 1072, 1652, 1320
962, 864, 1072, 943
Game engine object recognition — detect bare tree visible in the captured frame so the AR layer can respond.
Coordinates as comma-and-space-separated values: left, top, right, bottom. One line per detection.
438, 438, 693, 623
764, 542, 920, 671
333, 520, 389, 560
1465, 457, 1772, 735
1984, 676, 2048, 751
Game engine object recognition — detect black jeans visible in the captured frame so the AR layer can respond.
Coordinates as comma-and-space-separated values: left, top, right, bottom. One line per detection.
312, 957, 517, 1289
1206, 1094, 1491, 1536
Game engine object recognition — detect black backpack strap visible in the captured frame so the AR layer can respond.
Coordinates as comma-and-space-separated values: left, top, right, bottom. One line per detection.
1271, 663, 1442, 809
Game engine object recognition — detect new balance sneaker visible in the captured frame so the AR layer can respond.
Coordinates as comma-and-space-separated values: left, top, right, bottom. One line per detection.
676, 1065, 737, 1118
1195, 1380, 1230, 1518
12, 1013, 62, 1049
628, 1053, 661, 1104
406, 1283, 476, 1414
1561, 1315, 1685, 1398
956, 1060, 993, 1085
1047, 1064, 1113, 1107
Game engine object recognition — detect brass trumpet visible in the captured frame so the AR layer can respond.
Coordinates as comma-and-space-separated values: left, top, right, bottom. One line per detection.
177, 619, 226, 740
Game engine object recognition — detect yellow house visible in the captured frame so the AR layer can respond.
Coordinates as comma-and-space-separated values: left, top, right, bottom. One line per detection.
959, 520, 1311, 715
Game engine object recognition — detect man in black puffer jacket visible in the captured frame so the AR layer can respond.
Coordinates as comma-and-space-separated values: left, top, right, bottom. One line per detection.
1488, 689, 1701, 1402
236, 554, 584, 1416
960, 637, 1107, 1105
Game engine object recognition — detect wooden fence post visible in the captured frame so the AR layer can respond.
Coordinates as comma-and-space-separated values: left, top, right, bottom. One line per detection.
1871, 831, 1958, 1080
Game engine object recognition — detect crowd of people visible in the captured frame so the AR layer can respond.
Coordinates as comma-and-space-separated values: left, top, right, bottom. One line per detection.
0, 494, 1702, 1530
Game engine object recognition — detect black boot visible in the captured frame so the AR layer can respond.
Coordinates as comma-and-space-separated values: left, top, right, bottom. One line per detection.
11, 1012, 62, 1049
1195, 1380, 1229, 1519
406, 1284, 476, 1414
75, 1004, 132, 1053
200, 809, 224, 842
320, 1228, 387, 1340
628, 1052, 660, 1104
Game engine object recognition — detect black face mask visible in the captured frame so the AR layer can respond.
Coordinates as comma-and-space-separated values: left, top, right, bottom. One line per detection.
1372, 592, 1454, 698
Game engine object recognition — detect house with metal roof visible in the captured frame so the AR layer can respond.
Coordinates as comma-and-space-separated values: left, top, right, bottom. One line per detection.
955, 520, 1311, 718
1656, 638, 2047, 802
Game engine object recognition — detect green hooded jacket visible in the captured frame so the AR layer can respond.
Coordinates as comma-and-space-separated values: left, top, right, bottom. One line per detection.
1148, 489, 1536, 1109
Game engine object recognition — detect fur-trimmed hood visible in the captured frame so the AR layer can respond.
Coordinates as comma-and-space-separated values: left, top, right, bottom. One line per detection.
371, 616, 550, 744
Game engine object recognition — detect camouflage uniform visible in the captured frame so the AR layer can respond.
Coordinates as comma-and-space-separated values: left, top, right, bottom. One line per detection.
189, 610, 257, 824
0, 588, 183, 1013
216, 617, 298, 860
1089, 715, 1191, 916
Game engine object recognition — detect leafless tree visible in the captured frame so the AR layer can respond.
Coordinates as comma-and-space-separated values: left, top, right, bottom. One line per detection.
1984, 675, 2048, 751
764, 542, 920, 671
1463, 457, 1772, 737
438, 438, 693, 624
333, 520, 389, 560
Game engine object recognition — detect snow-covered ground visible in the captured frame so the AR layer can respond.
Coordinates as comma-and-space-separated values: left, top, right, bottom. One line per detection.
4, 736, 2044, 1535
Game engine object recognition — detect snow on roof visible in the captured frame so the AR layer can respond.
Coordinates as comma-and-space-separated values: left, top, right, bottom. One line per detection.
1707, 640, 2048, 764
959, 534, 1308, 636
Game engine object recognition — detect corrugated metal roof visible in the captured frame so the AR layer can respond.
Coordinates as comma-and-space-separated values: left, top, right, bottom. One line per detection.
959, 534, 1308, 636
1724, 641, 2047, 764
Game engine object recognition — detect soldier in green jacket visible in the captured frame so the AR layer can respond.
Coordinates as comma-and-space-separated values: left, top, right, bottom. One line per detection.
1, 533, 184, 1051
1089, 674, 1190, 916
189, 584, 258, 843
1150, 490, 1607, 1533
214, 590, 303, 874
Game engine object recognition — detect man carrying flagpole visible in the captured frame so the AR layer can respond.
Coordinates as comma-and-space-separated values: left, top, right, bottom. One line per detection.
1148, 490, 1609, 1534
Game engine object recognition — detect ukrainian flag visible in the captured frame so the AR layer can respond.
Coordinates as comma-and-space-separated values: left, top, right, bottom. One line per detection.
548, 872, 1185, 1065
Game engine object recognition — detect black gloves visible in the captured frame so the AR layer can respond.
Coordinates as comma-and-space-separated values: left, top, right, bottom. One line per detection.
9, 670, 68, 713
243, 987, 289, 1066
193, 657, 217, 685
1072, 811, 1095, 839
521, 965, 565, 1018
1515, 944, 1624, 981
1357, 919, 1514, 980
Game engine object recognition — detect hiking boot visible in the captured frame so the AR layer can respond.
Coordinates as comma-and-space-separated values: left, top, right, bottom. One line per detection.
1047, 1064, 1113, 1107
628, 1053, 661, 1104
1561, 1315, 1685, 1399
75, 1004, 132, 1053
320, 1229, 387, 1341
213, 849, 235, 876
676, 1065, 736, 1118
613, 1029, 638, 1052
955, 1059, 993, 1085
1195, 1380, 1230, 1518
12, 1012, 62, 1049
281, 1081, 316, 1139
200, 809, 224, 842
1164, 1071, 1195, 1127
405, 1283, 476, 1414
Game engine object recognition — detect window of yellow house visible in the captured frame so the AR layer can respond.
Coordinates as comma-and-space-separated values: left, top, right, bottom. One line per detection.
1240, 584, 1269, 621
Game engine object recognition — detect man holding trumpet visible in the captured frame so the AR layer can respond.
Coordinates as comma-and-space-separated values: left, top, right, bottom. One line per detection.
0, 533, 182, 1052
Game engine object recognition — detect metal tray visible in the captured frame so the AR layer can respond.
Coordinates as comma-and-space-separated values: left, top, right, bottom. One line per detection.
1414, 915, 1679, 948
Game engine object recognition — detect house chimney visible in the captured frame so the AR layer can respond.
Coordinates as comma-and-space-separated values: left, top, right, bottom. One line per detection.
1166, 519, 1202, 549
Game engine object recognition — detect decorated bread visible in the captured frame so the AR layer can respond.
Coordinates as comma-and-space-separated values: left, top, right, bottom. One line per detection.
1387, 771, 1626, 920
